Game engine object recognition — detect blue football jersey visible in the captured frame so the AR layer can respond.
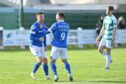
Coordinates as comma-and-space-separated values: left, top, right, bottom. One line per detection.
50, 20, 69, 48
29, 22, 48, 47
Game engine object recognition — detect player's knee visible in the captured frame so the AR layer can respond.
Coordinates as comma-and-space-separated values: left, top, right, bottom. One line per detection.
51, 59, 56, 63
106, 48, 111, 54
42, 58, 48, 63
98, 49, 101, 53
98, 49, 102, 53
37, 59, 43, 64
37, 61, 42, 64
39, 60, 43, 64
62, 59, 67, 63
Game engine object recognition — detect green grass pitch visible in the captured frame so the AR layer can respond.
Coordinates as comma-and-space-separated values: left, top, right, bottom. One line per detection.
0, 48, 126, 84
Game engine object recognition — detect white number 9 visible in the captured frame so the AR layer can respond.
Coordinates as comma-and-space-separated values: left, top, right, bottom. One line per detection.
61, 32, 65, 40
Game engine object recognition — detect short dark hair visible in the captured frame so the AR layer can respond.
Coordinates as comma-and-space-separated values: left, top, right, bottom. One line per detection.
57, 12, 64, 18
36, 12, 44, 15
108, 6, 114, 11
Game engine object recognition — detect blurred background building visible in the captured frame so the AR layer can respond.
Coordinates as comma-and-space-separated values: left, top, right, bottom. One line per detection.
0, 0, 126, 29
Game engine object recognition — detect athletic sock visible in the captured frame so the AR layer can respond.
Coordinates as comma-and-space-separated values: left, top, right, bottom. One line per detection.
64, 62, 71, 74
51, 63, 57, 75
102, 50, 107, 60
110, 54, 112, 62
32, 62, 41, 74
43, 63, 49, 76
105, 54, 111, 68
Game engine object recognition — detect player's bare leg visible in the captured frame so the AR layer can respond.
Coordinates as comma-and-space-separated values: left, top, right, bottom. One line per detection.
98, 46, 107, 60
62, 59, 73, 81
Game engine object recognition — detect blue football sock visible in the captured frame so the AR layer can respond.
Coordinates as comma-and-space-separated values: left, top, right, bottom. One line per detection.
43, 63, 49, 76
64, 62, 71, 74
51, 63, 57, 75
32, 62, 41, 73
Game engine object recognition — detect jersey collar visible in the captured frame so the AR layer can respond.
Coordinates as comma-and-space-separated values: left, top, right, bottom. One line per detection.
58, 20, 64, 23
36, 21, 45, 29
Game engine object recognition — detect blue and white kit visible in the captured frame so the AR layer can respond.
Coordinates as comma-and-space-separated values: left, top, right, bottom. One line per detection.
49, 20, 69, 59
29, 22, 48, 58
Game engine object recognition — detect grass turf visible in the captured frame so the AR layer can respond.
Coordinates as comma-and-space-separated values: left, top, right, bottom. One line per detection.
0, 48, 126, 84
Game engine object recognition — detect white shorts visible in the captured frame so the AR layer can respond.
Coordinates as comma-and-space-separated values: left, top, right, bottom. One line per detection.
99, 38, 112, 48
29, 45, 46, 58
50, 46, 68, 60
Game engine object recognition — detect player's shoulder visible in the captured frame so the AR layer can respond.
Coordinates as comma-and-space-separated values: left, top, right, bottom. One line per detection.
104, 16, 109, 21
111, 15, 117, 20
104, 16, 108, 19
111, 15, 116, 18
63, 21, 70, 28
51, 22, 57, 27
31, 22, 38, 30
111, 15, 117, 23
65, 22, 69, 26
32, 22, 38, 27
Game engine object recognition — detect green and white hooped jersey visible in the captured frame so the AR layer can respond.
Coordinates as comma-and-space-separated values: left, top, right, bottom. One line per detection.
103, 15, 117, 40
